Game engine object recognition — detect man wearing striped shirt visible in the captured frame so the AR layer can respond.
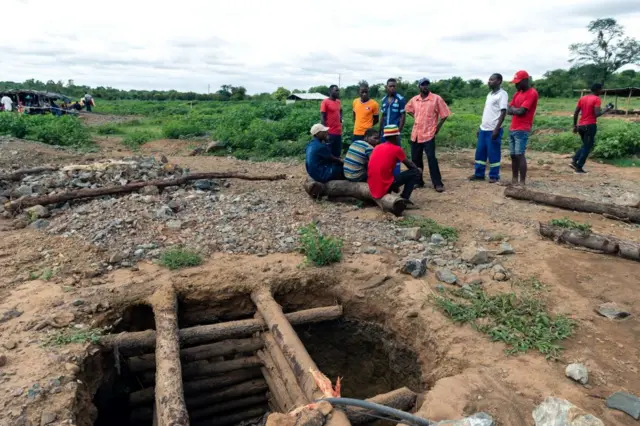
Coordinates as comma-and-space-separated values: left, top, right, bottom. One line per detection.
344, 128, 380, 182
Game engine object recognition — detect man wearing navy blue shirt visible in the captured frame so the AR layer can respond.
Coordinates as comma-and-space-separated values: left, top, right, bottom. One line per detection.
305, 123, 345, 183
380, 78, 406, 137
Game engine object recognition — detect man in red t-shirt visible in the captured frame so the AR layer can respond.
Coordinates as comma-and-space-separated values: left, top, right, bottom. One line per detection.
320, 85, 343, 157
507, 70, 538, 186
368, 125, 421, 201
571, 83, 613, 173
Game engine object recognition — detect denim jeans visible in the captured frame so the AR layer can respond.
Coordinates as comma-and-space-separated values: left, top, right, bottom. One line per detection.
573, 124, 597, 168
508, 131, 529, 155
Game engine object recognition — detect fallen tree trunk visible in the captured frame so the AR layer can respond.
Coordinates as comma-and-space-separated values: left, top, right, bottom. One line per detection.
190, 406, 268, 426
151, 287, 189, 426
127, 337, 264, 372
129, 368, 263, 406
346, 387, 417, 424
189, 395, 268, 421
504, 186, 640, 224
261, 332, 308, 408
303, 179, 407, 216
4, 171, 287, 211
101, 305, 342, 353
141, 356, 263, 384
539, 223, 640, 261
258, 349, 295, 413
186, 379, 268, 409
0, 166, 59, 181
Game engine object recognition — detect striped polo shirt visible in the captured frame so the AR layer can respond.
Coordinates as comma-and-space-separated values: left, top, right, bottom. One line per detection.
344, 140, 374, 181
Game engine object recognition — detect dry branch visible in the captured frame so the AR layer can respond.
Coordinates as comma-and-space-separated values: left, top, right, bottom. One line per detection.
259, 350, 293, 413
4, 171, 286, 211
189, 395, 268, 421
346, 387, 417, 424
539, 223, 640, 261
261, 332, 308, 407
190, 406, 268, 426
185, 379, 268, 409
141, 356, 263, 383
303, 179, 407, 216
100, 305, 342, 353
0, 166, 58, 181
504, 186, 640, 224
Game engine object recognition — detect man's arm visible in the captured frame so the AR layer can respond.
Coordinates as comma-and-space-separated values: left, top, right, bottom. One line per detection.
402, 158, 420, 171
321, 112, 327, 126
405, 98, 415, 118
373, 114, 379, 127
399, 112, 406, 132
435, 117, 448, 135
508, 106, 528, 116
573, 106, 581, 131
435, 97, 451, 135
340, 108, 343, 123
492, 110, 507, 139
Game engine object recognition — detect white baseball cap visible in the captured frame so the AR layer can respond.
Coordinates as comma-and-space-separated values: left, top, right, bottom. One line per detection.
310, 123, 330, 136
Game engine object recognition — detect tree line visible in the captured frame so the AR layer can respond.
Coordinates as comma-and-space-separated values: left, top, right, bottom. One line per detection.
1, 18, 637, 103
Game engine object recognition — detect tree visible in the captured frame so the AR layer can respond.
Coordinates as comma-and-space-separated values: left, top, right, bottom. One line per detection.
570, 18, 640, 84
272, 86, 291, 101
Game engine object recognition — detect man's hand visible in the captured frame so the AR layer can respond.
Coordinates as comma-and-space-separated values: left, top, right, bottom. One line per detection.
491, 129, 500, 140
476, 129, 480, 138
573, 126, 578, 134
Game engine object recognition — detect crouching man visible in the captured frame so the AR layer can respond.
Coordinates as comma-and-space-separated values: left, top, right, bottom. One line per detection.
305, 123, 344, 183
368, 125, 421, 201
344, 128, 380, 182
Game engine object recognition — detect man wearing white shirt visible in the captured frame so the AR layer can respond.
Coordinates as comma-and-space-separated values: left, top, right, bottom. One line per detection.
1, 95, 13, 112
470, 73, 508, 183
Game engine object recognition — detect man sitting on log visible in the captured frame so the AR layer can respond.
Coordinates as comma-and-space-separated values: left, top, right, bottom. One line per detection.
368, 125, 421, 201
343, 128, 380, 182
305, 123, 344, 183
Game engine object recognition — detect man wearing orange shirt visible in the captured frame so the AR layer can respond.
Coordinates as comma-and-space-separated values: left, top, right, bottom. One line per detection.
405, 78, 451, 192
352, 83, 379, 146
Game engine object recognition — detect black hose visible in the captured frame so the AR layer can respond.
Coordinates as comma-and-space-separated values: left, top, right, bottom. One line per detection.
317, 397, 432, 426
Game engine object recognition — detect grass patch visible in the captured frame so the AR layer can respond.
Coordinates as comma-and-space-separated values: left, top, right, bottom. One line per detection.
44, 328, 104, 346
29, 268, 54, 281
159, 248, 203, 270
602, 157, 640, 167
298, 223, 343, 266
398, 216, 458, 241
434, 285, 574, 358
549, 217, 592, 233
122, 129, 158, 149
95, 123, 123, 135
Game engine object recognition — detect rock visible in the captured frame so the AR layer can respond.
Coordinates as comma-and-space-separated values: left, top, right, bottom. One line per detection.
47, 312, 75, 328
565, 363, 589, 384
614, 192, 640, 208
401, 258, 428, 278
14, 184, 32, 197
65, 363, 80, 375
40, 411, 56, 426
193, 179, 214, 191
596, 302, 631, 320
497, 242, 515, 255
2, 340, 17, 350
461, 244, 490, 265
606, 392, 640, 420
430, 233, 445, 245
139, 185, 160, 196
0, 309, 23, 323
266, 413, 296, 426
492, 264, 509, 281
402, 227, 422, 241
108, 252, 125, 264
406, 310, 419, 318
155, 205, 174, 219
532, 397, 604, 426
363, 246, 377, 254
72, 299, 85, 307
0, 354, 6, 367
167, 199, 184, 212
12, 218, 28, 229
166, 220, 183, 230
28, 219, 50, 230
436, 269, 458, 284
434, 413, 495, 425
493, 272, 507, 281
26, 205, 49, 219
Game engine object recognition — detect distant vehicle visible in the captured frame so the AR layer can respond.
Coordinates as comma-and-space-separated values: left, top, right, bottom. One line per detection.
0, 89, 77, 115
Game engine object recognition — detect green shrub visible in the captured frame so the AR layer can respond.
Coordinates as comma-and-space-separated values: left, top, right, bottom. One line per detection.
398, 216, 458, 241
122, 130, 157, 148
95, 123, 123, 134
549, 217, 592, 233
159, 248, 203, 270
25, 115, 91, 147
298, 223, 343, 266
162, 120, 207, 139
0, 113, 27, 138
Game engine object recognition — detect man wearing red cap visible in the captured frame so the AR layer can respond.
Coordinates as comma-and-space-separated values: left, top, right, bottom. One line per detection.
507, 70, 538, 186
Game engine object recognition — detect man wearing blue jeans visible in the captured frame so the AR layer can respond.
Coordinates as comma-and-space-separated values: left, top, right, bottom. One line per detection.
470, 73, 508, 183
506, 71, 538, 186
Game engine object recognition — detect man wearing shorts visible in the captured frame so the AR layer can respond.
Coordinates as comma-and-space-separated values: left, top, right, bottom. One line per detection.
507, 70, 538, 186
320, 85, 343, 157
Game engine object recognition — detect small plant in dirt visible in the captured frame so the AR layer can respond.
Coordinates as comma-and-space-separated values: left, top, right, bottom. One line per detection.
434, 285, 574, 358
28, 268, 55, 281
549, 217, 592, 233
44, 328, 104, 346
513, 276, 546, 294
95, 123, 123, 135
159, 248, 203, 270
122, 130, 157, 149
298, 223, 343, 266
398, 216, 458, 241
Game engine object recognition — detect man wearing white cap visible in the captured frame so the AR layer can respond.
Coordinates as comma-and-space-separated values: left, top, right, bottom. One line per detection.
305, 123, 344, 183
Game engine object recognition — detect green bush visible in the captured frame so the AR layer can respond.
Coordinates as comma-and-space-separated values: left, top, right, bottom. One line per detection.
298, 223, 343, 266
12, 115, 92, 147
398, 216, 458, 240
162, 120, 207, 139
95, 123, 123, 134
159, 248, 203, 270
122, 130, 157, 148
549, 217, 592, 233
0, 113, 27, 138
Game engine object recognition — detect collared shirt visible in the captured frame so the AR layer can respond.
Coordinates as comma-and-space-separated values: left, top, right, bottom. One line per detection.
381, 94, 406, 127
405, 93, 451, 143
305, 138, 333, 182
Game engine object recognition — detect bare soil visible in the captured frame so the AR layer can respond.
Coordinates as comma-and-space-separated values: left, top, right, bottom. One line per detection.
0, 133, 639, 426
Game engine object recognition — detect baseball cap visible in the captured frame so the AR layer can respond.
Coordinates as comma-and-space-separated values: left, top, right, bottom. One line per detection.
310, 123, 330, 136
418, 78, 431, 86
383, 125, 400, 137
511, 70, 530, 84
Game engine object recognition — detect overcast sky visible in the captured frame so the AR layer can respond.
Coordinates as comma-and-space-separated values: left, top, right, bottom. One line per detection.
3, 0, 640, 94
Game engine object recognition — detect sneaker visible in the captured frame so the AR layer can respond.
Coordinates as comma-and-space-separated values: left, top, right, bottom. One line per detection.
569, 163, 577, 171
434, 185, 445, 193
468, 175, 485, 181
574, 168, 588, 174
489, 178, 499, 184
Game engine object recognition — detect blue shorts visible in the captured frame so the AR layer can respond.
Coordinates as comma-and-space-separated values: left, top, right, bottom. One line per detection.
509, 131, 529, 155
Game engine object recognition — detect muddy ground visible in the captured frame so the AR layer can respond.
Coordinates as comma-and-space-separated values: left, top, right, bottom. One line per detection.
0, 125, 639, 426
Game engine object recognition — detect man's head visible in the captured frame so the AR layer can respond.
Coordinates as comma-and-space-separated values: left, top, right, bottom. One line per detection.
511, 70, 530, 90
386, 78, 397, 96
591, 83, 603, 96
363, 128, 380, 146
359, 84, 370, 102
383, 125, 401, 145
329, 85, 340, 99
310, 123, 330, 141
488, 73, 503, 90
418, 78, 430, 95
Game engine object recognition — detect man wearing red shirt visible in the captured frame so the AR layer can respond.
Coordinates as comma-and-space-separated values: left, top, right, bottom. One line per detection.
368, 125, 421, 201
320, 85, 343, 157
571, 83, 613, 173
507, 70, 538, 186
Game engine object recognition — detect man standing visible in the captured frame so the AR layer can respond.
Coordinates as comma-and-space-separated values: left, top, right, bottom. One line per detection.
380, 79, 406, 136
344, 128, 380, 182
405, 78, 450, 192
320, 85, 343, 157
571, 83, 613, 173
84, 93, 93, 112
305, 123, 344, 183
470, 73, 508, 183
1, 94, 13, 112
507, 71, 538, 186
352, 83, 379, 144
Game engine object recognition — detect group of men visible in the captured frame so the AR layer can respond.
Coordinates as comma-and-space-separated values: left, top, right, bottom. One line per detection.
306, 69, 612, 202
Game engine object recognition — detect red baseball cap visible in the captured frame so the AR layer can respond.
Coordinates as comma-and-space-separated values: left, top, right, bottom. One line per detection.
511, 70, 530, 84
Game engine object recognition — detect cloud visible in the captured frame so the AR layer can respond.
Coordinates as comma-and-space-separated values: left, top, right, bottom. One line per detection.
570, 0, 640, 17
441, 32, 508, 43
